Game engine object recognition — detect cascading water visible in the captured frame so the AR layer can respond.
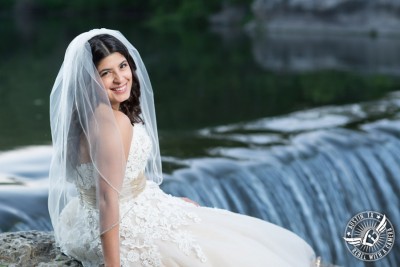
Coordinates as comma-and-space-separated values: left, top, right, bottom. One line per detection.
1, 93, 399, 266
161, 93, 400, 266
162, 125, 400, 266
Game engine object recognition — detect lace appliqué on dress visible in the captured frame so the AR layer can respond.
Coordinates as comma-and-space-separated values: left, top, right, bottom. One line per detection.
64, 123, 206, 267
119, 183, 207, 267
57, 198, 104, 266
74, 164, 96, 189
72, 123, 152, 190
125, 123, 152, 180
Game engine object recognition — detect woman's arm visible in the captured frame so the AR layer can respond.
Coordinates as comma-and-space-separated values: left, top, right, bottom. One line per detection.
99, 195, 120, 267
97, 108, 133, 267
180, 197, 200, 207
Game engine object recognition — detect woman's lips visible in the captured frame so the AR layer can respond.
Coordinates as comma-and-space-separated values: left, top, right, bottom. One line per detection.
111, 83, 127, 94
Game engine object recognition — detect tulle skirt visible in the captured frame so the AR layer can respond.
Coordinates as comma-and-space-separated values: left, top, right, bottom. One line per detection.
58, 181, 316, 267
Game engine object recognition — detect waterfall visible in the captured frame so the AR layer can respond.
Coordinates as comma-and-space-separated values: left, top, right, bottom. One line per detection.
161, 120, 400, 266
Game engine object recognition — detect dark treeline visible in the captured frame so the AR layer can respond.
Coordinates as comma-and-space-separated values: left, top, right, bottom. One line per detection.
1, 0, 250, 29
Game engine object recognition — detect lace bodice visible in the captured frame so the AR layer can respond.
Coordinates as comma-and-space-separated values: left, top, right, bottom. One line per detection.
61, 123, 207, 267
74, 123, 152, 190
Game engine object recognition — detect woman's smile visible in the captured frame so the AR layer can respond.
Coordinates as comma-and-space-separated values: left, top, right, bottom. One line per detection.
111, 83, 128, 93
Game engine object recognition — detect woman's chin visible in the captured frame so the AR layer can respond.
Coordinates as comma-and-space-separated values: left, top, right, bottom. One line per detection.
111, 92, 131, 106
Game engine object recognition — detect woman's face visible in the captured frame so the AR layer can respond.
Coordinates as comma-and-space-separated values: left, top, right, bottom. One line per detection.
97, 52, 133, 110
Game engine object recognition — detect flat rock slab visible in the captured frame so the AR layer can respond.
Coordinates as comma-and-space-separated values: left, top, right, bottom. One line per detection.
0, 231, 82, 267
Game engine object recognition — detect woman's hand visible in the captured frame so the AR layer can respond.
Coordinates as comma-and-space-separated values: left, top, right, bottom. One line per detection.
180, 197, 200, 207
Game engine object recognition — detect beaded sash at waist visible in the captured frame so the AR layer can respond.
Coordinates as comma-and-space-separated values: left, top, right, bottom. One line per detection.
78, 172, 147, 208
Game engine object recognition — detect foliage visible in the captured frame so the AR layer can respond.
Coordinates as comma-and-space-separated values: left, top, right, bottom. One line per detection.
144, 1, 220, 29
1, 0, 225, 28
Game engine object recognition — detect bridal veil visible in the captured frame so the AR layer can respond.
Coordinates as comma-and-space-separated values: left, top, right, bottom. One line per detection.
48, 29, 162, 241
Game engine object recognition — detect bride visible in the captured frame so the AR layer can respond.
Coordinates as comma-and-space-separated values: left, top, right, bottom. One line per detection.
48, 28, 319, 267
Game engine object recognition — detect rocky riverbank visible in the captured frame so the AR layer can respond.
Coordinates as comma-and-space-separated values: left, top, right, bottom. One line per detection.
248, 0, 400, 36
0, 231, 81, 267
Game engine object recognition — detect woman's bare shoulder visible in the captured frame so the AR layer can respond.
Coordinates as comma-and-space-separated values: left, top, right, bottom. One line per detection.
113, 110, 133, 157
113, 110, 131, 128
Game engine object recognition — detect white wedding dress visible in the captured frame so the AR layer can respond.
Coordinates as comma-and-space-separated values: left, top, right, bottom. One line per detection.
58, 123, 317, 267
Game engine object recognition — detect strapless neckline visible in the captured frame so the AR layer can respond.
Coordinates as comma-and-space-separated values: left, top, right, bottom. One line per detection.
73, 122, 153, 190
77, 123, 143, 167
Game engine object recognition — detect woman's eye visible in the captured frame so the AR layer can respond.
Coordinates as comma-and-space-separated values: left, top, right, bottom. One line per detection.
120, 63, 128, 69
100, 71, 109, 77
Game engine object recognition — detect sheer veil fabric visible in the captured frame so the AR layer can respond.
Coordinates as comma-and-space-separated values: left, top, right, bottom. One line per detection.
48, 29, 162, 240
48, 29, 323, 267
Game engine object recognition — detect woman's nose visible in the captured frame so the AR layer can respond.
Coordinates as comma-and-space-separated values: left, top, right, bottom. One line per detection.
113, 71, 123, 83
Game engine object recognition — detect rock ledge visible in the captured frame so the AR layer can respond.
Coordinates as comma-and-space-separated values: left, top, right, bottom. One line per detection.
0, 231, 82, 267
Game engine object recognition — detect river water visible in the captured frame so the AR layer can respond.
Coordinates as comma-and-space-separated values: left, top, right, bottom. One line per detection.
1, 17, 399, 266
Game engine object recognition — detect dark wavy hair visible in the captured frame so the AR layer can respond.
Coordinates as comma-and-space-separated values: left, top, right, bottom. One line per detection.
88, 34, 144, 125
